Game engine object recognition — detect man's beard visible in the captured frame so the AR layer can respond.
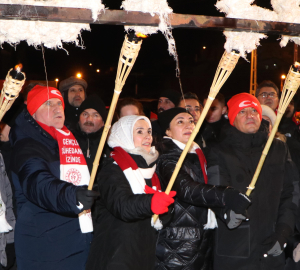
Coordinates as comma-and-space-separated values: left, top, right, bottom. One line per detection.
84, 121, 94, 127
158, 107, 164, 114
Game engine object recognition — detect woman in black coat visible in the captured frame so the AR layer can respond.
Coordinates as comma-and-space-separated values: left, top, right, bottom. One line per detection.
86, 115, 175, 270
155, 108, 251, 270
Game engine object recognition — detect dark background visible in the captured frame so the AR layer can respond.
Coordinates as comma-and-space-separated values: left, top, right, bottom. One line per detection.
0, 0, 296, 105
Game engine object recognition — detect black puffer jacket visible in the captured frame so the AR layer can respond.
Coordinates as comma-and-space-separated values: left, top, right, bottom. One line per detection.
207, 124, 298, 270
155, 138, 231, 270
86, 154, 159, 270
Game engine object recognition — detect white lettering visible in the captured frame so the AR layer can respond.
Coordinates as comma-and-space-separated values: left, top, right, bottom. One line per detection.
62, 139, 79, 146
62, 147, 83, 155
66, 156, 81, 163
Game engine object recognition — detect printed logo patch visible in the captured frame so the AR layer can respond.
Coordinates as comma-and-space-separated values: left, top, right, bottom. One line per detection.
51, 89, 62, 97
65, 168, 82, 185
239, 100, 258, 108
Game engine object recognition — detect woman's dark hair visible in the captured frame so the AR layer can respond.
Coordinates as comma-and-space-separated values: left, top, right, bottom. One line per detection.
179, 92, 203, 107
116, 98, 144, 118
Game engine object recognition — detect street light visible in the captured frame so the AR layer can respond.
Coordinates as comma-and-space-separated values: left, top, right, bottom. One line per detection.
89, 63, 92, 66
281, 74, 286, 91
96, 69, 100, 73
76, 73, 82, 78
55, 78, 59, 88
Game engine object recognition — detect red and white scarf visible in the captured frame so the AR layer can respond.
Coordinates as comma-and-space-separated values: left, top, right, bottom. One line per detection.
165, 137, 217, 229
110, 146, 163, 230
38, 121, 92, 233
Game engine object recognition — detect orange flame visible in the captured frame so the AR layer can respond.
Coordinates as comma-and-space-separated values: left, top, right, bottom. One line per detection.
136, 33, 147, 39
14, 64, 23, 72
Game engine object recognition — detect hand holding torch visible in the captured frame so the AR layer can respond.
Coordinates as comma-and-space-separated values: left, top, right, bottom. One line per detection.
88, 32, 144, 190
152, 50, 240, 224
246, 62, 300, 196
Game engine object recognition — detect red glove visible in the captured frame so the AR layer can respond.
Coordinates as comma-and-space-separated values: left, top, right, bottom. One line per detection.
151, 191, 176, 215
144, 185, 157, 194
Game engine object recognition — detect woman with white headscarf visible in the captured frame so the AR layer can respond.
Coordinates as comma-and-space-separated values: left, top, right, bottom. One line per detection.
86, 115, 175, 270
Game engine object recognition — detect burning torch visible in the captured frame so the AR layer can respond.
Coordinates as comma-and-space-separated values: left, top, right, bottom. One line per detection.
246, 62, 300, 197
152, 49, 241, 224
0, 64, 26, 121
88, 31, 146, 190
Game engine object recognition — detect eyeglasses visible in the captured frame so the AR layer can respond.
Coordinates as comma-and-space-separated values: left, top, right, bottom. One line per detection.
186, 107, 201, 113
258, 92, 278, 99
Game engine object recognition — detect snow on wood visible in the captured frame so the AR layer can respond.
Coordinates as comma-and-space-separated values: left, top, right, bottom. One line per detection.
271, 0, 300, 47
121, 0, 177, 58
0, 0, 104, 49
216, 0, 278, 59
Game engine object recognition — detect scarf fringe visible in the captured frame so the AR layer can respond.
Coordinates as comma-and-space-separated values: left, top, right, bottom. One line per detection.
204, 209, 218, 230
151, 216, 163, 230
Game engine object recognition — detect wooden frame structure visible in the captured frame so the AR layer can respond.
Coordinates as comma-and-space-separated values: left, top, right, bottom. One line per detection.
1, 4, 300, 36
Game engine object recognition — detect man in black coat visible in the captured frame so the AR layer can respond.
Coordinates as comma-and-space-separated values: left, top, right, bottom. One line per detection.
71, 95, 109, 174
207, 93, 298, 270
10, 85, 99, 270
59, 76, 87, 129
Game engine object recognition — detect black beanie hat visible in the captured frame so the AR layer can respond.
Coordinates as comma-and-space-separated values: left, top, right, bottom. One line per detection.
78, 95, 107, 122
160, 89, 181, 106
158, 107, 192, 135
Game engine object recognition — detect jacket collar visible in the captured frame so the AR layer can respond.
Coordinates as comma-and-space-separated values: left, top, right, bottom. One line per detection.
221, 123, 268, 150
10, 108, 57, 148
73, 123, 104, 139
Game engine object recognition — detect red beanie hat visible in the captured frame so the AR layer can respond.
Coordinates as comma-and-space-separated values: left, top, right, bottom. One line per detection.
27, 86, 65, 116
227, 93, 262, 126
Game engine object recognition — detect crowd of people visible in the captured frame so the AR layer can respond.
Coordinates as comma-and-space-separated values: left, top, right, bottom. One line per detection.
0, 76, 298, 270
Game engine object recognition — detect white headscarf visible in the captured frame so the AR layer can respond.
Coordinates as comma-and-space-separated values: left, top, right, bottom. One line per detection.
261, 104, 276, 127
108, 115, 152, 151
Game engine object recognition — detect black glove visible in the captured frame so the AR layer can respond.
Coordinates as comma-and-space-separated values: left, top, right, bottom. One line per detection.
224, 210, 247, 229
262, 223, 292, 257
76, 186, 100, 211
223, 188, 251, 215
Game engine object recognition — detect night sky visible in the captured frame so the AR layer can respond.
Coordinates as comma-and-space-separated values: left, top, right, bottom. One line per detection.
0, 0, 296, 106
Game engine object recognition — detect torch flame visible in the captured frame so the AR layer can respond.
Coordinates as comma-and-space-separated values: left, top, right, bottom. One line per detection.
136, 33, 147, 39
14, 64, 23, 73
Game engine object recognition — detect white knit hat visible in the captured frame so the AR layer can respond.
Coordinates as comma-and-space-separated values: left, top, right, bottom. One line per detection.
261, 104, 276, 126
108, 115, 152, 150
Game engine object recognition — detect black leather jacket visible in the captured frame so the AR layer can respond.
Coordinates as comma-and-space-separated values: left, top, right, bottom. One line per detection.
155, 138, 229, 270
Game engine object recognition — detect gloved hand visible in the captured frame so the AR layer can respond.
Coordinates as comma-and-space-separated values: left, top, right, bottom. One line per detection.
262, 224, 292, 257
223, 188, 251, 215
151, 191, 176, 215
264, 241, 284, 256
0, 199, 12, 233
144, 185, 156, 194
76, 186, 100, 211
293, 243, 300, 262
224, 210, 247, 229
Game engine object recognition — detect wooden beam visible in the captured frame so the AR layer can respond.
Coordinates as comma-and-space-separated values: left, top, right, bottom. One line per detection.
0, 4, 300, 36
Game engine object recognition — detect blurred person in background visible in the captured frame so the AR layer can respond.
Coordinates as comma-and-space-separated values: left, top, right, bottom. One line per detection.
116, 98, 144, 119
59, 76, 87, 129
